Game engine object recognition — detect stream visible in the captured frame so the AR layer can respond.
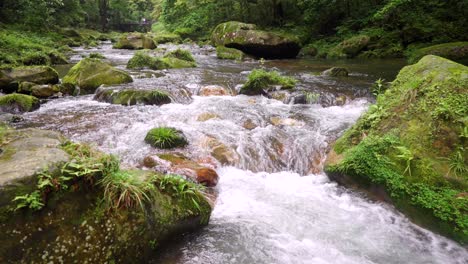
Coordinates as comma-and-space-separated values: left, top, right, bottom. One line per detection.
17, 42, 467, 263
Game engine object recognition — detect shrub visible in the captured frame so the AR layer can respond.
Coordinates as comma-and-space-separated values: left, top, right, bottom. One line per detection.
144, 127, 188, 149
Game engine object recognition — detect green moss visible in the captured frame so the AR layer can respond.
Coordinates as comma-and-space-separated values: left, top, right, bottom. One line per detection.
408, 42, 468, 64
88, 52, 105, 59
216, 46, 244, 60
0, 93, 40, 113
95, 89, 171, 106
145, 127, 188, 149
153, 33, 182, 44
63, 58, 133, 94
240, 69, 297, 95
160, 57, 196, 69
164, 49, 196, 62
327, 55, 468, 243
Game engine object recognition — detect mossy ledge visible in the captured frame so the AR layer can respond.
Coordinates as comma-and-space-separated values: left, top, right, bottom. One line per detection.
324, 55, 468, 244
0, 128, 211, 262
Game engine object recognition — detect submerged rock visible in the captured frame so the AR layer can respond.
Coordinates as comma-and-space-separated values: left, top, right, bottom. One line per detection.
0, 94, 40, 113
63, 58, 133, 94
95, 88, 171, 106
113, 33, 157, 50
198, 85, 232, 96
321, 67, 349, 77
211, 21, 301, 59
325, 55, 468, 244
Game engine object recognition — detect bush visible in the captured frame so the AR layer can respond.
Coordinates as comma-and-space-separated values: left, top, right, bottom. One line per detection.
145, 127, 188, 149
240, 69, 297, 95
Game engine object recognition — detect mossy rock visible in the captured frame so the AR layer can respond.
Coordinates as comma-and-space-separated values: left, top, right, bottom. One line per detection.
153, 33, 182, 44
164, 49, 195, 63
240, 69, 297, 95
7, 66, 59, 85
94, 88, 171, 106
0, 94, 40, 113
63, 58, 133, 94
211, 21, 301, 59
325, 55, 468, 244
127, 51, 196, 70
113, 33, 157, 50
328, 35, 370, 58
408, 42, 468, 65
216, 46, 245, 61
321, 67, 349, 77
145, 127, 188, 149
161, 57, 196, 69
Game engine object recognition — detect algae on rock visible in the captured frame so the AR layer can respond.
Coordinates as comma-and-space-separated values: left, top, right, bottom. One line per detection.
325, 55, 468, 244
0, 93, 40, 113
95, 88, 171, 106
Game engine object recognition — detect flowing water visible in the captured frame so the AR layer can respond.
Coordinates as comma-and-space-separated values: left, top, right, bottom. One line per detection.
16, 42, 467, 263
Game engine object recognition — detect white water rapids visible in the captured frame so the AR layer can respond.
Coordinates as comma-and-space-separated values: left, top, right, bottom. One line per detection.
18, 43, 467, 263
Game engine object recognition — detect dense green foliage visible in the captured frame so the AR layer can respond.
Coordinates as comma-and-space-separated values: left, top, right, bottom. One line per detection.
326, 55, 468, 243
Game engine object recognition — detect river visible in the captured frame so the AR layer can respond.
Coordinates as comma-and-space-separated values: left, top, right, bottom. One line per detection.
17, 42, 468, 263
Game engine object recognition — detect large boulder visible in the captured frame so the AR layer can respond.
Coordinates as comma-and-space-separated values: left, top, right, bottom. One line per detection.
408, 42, 468, 64
113, 33, 157, 50
211, 21, 301, 59
3, 66, 59, 85
63, 58, 133, 94
127, 51, 196, 70
325, 55, 468, 244
0, 129, 212, 262
0, 94, 40, 114
94, 88, 171, 106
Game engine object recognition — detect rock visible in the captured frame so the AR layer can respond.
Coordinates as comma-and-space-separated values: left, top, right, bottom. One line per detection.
408, 42, 468, 64
0, 71, 13, 91
94, 88, 171, 106
198, 85, 231, 96
155, 153, 219, 187
242, 119, 257, 130
63, 58, 133, 94
153, 33, 182, 44
52, 83, 77, 96
211, 21, 301, 59
161, 57, 196, 69
240, 69, 296, 95
299, 45, 318, 57
0, 94, 40, 113
270, 117, 304, 127
31, 85, 55, 98
17, 82, 36, 94
6, 66, 59, 85
164, 49, 195, 63
321, 67, 349, 77
202, 136, 239, 165
325, 55, 468, 244
328, 35, 370, 58
197, 112, 219, 122
127, 51, 196, 70
216, 46, 245, 60
113, 33, 157, 50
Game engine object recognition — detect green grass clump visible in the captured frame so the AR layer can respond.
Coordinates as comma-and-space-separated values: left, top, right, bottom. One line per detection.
145, 127, 188, 149
240, 69, 297, 95
0, 93, 40, 113
164, 49, 195, 62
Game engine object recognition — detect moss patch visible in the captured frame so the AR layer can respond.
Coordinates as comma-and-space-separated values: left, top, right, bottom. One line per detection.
326, 55, 468, 244
240, 69, 297, 95
95, 88, 171, 106
164, 49, 196, 63
0, 93, 40, 113
216, 46, 244, 60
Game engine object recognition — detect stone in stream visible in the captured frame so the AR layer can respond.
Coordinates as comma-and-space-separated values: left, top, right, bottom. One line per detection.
0, 127, 212, 262
127, 50, 196, 70
0, 94, 40, 114
94, 88, 171, 106
211, 21, 301, 59
216, 46, 245, 61
63, 58, 133, 94
198, 85, 232, 96
113, 33, 157, 50
321, 67, 349, 77
0, 66, 59, 92
144, 153, 219, 187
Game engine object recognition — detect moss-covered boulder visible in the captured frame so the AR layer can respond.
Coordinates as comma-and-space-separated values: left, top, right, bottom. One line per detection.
408, 42, 468, 65
127, 51, 196, 70
6, 66, 59, 85
240, 69, 297, 95
325, 55, 468, 244
211, 21, 301, 59
216, 46, 245, 60
0, 133, 212, 262
153, 33, 182, 44
164, 49, 195, 63
321, 67, 349, 77
113, 33, 157, 50
145, 127, 188, 149
94, 88, 171, 106
0, 94, 40, 113
328, 35, 370, 58
63, 58, 133, 94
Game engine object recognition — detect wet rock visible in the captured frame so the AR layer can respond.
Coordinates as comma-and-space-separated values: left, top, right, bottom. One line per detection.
197, 112, 220, 122
53, 83, 77, 96
17, 82, 36, 94
202, 137, 239, 165
216, 46, 245, 60
240, 69, 296, 96
31, 85, 55, 98
0, 94, 40, 114
198, 85, 231, 96
63, 58, 133, 94
269, 90, 290, 102
211, 21, 301, 59
270, 117, 304, 127
321, 67, 349, 77
127, 51, 196, 70
113, 33, 157, 50
242, 119, 257, 130
95, 88, 171, 106
153, 33, 182, 44
4, 66, 59, 85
